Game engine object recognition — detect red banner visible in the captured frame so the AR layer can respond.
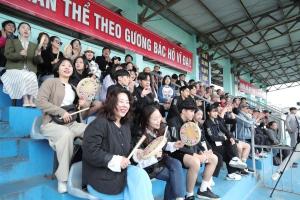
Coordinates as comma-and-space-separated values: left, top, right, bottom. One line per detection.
0, 0, 193, 72
238, 79, 266, 98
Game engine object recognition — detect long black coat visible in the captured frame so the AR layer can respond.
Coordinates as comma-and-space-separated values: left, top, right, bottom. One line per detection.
82, 115, 131, 194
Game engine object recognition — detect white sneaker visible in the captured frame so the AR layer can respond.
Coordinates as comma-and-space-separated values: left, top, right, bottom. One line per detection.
272, 172, 280, 181
229, 157, 247, 169
58, 181, 67, 193
226, 173, 242, 181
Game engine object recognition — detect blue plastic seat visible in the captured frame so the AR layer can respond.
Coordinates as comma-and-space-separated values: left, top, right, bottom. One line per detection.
30, 116, 46, 140
67, 161, 99, 200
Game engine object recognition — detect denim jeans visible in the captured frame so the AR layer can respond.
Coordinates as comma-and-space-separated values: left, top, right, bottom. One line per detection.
156, 156, 185, 200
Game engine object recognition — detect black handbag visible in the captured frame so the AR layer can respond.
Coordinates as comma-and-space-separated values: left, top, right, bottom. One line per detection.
51, 104, 78, 125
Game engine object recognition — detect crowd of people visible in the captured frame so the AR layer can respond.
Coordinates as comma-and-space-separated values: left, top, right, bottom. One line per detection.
1, 20, 299, 200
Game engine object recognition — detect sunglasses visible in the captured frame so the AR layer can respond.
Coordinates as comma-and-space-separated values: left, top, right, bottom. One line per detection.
54, 40, 63, 45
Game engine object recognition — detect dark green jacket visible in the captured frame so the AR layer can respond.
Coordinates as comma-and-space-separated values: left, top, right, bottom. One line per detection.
4, 38, 42, 73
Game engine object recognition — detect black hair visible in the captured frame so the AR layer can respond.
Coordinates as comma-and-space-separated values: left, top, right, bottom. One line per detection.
188, 84, 196, 90
47, 36, 60, 50
125, 54, 133, 61
188, 79, 195, 84
113, 69, 130, 81
162, 75, 171, 85
206, 102, 220, 113
233, 98, 240, 103
290, 107, 297, 112
2, 20, 16, 32
171, 74, 178, 79
99, 87, 133, 124
37, 32, 49, 43
102, 46, 110, 53
73, 56, 89, 69
137, 72, 151, 81
179, 85, 189, 93
53, 58, 73, 78
140, 105, 160, 133
17, 22, 31, 31
241, 97, 247, 101
179, 98, 197, 113
267, 121, 277, 128
70, 39, 81, 47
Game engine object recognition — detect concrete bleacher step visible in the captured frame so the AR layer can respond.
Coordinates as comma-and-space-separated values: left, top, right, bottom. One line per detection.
0, 84, 11, 108
0, 176, 82, 200
212, 169, 258, 200
259, 154, 300, 195
0, 138, 19, 158
0, 107, 41, 138
0, 138, 54, 184
0, 175, 167, 200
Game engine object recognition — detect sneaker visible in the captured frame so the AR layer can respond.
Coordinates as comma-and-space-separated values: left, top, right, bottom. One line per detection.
197, 188, 220, 199
226, 173, 242, 181
58, 181, 67, 193
238, 169, 249, 176
244, 168, 255, 173
272, 172, 281, 181
229, 157, 247, 169
260, 152, 268, 158
185, 195, 195, 200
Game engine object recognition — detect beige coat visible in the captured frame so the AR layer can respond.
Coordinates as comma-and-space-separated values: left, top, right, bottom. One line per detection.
36, 78, 69, 125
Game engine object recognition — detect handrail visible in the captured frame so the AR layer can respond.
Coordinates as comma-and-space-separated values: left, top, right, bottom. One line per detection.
227, 94, 285, 122
150, 72, 253, 124
229, 94, 284, 115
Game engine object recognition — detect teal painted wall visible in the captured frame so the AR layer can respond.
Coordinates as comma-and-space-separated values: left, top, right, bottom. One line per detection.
1, 0, 268, 100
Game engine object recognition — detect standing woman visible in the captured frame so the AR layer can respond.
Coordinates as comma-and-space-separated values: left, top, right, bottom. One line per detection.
36, 32, 49, 84
36, 58, 89, 193
40, 36, 64, 83
2, 22, 42, 107
82, 87, 153, 200
64, 39, 82, 61
134, 105, 185, 200
0, 20, 17, 67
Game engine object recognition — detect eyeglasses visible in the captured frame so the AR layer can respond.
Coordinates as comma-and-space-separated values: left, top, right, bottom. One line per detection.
54, 40, 62, 45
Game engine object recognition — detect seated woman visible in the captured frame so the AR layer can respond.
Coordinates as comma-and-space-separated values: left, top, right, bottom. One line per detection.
265, 121, 289, 164
82, 87, 153, 200
69, 56, 102, 118
134, 105, 185, 200
36, 58, 89, 193
203, 103, 247, 181
193, 109, 222, 189
2, 22, 42, 107
265, 121, 281, 145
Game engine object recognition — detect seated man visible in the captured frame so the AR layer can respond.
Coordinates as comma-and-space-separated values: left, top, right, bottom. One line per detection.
217, 102, 252, 174
168, 99, 220, 200
204, 103, 247, 181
